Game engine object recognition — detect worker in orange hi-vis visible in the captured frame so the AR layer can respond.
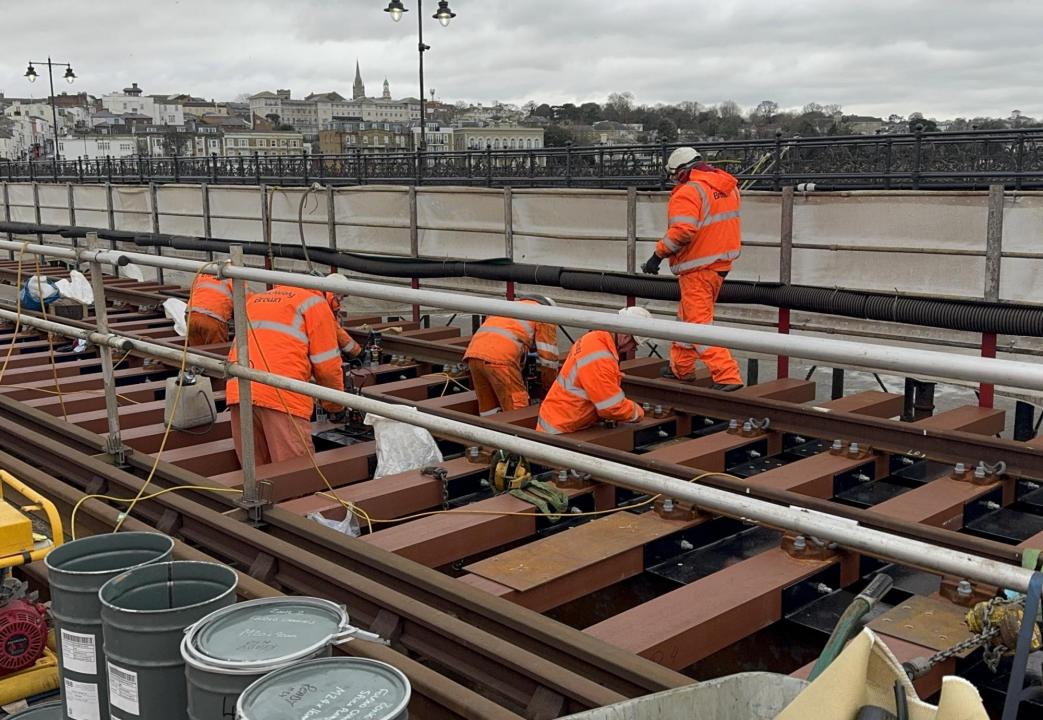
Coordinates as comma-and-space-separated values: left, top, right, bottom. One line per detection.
641, 146, 744, 392
463, 296, 559, 416
186, 275, 234, 346
226, 284, 346, 466
324, 292, 363, 359
536, 306, 650, 435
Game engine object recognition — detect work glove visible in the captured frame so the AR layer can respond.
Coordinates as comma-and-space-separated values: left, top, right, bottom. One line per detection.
640, 253, 663, 275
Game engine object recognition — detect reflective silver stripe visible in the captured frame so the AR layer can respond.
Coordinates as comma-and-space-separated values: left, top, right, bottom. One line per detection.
309, 347, 341, 364
535, 342, 558, 355
538, 358, 559, 368
556, 373, 589, 400
480, 407, 502, 416
594, 390, 626, 410
661, 235, 682, 253
198, 278, 232, 298
668, 214, 700, 226
685, 181, 710, 221
699, 209, 741, 228
188, 307, 226, 322
575, 350, 614, 369
342, 338, 361, 352
538, 416, 563, 434
250, 320, 308, 343
474, 326, 526, 347
670, 248, 742, 275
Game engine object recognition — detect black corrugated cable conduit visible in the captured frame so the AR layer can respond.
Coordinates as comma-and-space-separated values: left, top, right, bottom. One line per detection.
3, 220, 1043, 336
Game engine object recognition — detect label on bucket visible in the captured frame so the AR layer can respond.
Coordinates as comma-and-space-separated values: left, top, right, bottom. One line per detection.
107, 661, 140, 716
61, 628, 98, 674
63, 677, 101, 720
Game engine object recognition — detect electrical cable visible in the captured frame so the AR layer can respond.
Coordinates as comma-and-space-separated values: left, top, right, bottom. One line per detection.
0, 242, 29, 384
70, 484, 241, 540
32, 255, 67, 420
315, 470, 742, 530
111, 259, 224, 533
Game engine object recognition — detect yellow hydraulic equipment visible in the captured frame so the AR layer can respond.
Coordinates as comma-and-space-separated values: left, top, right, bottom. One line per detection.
0, 470, 64, 704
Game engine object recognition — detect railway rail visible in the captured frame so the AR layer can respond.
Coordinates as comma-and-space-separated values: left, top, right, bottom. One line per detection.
0, 256, 1041, 716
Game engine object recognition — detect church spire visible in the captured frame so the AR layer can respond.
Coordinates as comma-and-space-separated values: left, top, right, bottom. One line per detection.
382, 77, 391, 100
353, 60, 365, 100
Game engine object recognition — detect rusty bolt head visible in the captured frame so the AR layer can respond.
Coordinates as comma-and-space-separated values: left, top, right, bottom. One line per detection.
728, 419, 739, 431
558, 469, 569, 482
848, 442, 860, 455
742, 420, 754, 433
974, 465, 987, 479
955, 462, 966, 474
793, 536, 807, 551
956, 580, 972, 597
662, 498, 675, 512
831, 439, 843, 451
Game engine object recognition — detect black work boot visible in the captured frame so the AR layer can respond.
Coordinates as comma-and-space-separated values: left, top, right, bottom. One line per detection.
709, 382, 744, 392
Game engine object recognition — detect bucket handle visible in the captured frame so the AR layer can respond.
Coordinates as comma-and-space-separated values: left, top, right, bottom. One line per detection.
333, 625, 389, 645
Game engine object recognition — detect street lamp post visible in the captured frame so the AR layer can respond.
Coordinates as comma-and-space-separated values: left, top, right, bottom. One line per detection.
25, 57, 76, 162
384, 0, 456, 153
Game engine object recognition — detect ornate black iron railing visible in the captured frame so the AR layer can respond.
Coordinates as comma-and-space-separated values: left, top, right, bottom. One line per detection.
5, 128, 1043, 190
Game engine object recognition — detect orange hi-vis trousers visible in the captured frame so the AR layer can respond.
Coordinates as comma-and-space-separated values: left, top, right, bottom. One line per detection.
230, 405, 314, 467
468, 358, 529, 415
669, 269, 742, 384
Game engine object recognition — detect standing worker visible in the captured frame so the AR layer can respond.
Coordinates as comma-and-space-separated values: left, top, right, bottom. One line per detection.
464, 296, 559, 416
536, 306, 648, 434
641, 147, 744, 391
226, 284, 346, 466
186, 275, 234, 346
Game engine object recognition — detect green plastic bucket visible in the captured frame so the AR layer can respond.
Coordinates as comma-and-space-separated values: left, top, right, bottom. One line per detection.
236, 657, 410, 720
45, 532, 174, 720
182, 597, 359, 720
99, 561, 238, 720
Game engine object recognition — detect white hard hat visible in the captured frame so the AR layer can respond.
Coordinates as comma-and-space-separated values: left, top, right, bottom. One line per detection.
666, 146, 702, 173
618, 305, 653, 346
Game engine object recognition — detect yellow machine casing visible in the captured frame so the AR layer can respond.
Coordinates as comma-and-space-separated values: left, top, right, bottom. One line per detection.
0, 487, 34, 559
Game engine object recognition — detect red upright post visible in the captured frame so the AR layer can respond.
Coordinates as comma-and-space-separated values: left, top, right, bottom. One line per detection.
506, 281, 515, 301
776, 308, 791, 379
979, 332, 996, 408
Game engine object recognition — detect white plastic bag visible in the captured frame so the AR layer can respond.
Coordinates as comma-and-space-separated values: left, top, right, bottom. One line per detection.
54, 270, 94, 305
307, 510, 361, 537
364, 411, 443, 479
120, 263, 145, 282
24, 275, 59, 303
162, 298, 189, 337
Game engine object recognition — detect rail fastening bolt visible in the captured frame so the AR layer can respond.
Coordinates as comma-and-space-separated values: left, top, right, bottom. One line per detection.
954, 462, 966, 475
793, 536, 807, 551
956, 580, 972, 598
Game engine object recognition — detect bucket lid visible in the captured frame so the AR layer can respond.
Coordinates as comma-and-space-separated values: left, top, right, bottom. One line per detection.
236, 657, 410, 720
186, 597, 351, 668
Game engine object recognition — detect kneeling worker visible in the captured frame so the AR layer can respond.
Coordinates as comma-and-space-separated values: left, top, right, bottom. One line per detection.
226, 284, 347, 466
186, 274, 234, 346
536, 306, 649, 435
464, 296, 559, 416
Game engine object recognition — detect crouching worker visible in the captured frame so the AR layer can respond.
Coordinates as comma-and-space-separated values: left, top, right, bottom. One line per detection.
536, 306, 650, 435
186, 275, 233, 346
464, 296, 559, 416
226, 284, 346, 466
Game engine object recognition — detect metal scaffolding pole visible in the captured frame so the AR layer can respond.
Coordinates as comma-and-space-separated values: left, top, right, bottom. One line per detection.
0, 306, 1039, 595
4, 237, 1043, 392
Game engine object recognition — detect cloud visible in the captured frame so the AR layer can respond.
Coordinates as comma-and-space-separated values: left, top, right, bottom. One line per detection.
1, 0, 1040, 119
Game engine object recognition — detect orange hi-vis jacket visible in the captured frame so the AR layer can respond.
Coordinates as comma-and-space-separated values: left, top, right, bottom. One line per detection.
655, 166, 742, 275
226, 285, 345, 419
187, 276, 234, 323
536, 330, 644, 434
464, 299, 559, 372
326, 294, 362, 357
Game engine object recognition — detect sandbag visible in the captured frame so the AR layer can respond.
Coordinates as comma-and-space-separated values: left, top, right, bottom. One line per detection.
364, 410, 443, 479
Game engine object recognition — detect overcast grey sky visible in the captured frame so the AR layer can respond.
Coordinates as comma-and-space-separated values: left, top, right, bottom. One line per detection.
2, 0, 1041, 119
